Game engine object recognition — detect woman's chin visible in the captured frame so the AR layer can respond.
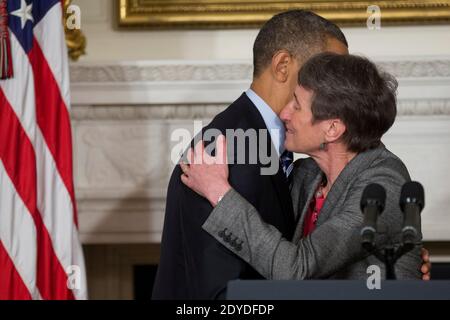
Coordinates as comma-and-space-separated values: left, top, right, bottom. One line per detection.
284, 141, 296, 153
283, 140, 291, 151
284, 140, 304, 154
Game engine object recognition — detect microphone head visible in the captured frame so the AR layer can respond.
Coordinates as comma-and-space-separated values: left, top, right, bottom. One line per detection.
400, 181, 425, 211
360, 183, 386, 212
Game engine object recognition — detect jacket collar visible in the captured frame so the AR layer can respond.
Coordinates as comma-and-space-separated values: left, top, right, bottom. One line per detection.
292, 145, 386, 240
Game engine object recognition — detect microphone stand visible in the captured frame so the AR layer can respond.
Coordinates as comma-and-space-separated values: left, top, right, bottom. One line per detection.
363, 233, 419, 280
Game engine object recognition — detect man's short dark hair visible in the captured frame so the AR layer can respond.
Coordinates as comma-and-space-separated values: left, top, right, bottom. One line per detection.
253, 10, 348, 77
298, 53, 398, 153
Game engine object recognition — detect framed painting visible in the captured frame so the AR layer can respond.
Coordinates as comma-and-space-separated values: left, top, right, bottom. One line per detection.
118, 0, 450, 29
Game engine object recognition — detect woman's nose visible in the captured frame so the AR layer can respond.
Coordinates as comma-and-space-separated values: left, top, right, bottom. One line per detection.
280, 102, 293, 122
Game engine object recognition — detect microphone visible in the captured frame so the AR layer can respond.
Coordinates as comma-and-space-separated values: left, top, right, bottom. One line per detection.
400, 181, 424, 247
360, 183, 386, 251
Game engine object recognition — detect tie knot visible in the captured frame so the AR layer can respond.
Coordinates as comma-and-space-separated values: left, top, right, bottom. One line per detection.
280, 150, 293, 178
281, 150, 293, 162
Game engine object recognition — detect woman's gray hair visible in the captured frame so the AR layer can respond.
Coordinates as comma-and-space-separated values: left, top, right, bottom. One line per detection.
299, 53, 398, 153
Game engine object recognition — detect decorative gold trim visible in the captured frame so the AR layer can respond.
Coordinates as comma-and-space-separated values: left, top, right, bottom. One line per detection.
118, 0, 450, 29
63, 0, 86, 61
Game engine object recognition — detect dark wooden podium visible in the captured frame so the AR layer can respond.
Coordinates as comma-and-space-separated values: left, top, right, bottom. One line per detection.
227, 280, 450, 300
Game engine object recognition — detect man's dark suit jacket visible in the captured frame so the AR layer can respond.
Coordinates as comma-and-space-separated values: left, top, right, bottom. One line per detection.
152, 93, 295, 299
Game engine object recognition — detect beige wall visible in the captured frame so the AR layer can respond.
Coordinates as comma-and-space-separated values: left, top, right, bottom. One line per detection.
73, 0, 450, 62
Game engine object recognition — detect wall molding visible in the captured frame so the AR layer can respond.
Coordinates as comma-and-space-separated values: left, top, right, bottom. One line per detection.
71, 100, 450, 121
70, 59, 450, 83
71, 105, 227, 120
70, 59, 450, 107
70, 62, 254, 82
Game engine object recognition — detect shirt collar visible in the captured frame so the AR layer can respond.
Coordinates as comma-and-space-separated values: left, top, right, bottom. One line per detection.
245, 88, 285, 156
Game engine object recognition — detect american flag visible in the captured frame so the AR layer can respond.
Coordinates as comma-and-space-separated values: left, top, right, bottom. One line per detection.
0, 0, 86, 299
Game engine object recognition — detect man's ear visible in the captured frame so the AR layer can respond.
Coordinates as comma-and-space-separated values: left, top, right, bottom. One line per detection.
324, 119, 346, 143
271, 50, 292, 82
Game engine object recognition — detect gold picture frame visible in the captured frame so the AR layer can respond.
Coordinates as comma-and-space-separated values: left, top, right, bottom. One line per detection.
118, 0, 450, 29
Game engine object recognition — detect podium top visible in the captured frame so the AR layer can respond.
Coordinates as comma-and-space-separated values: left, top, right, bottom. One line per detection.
227, 280, 450, 300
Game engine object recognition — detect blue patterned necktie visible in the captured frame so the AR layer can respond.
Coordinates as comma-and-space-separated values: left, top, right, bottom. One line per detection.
280, 150, 294, 178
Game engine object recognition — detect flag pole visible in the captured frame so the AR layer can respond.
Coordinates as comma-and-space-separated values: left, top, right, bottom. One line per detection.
0, 0, 13, 79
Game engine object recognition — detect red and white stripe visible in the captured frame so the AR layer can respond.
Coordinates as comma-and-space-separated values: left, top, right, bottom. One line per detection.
0, 3, 86, 300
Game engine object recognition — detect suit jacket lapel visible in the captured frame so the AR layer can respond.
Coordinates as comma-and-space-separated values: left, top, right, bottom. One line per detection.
242, 93, 296, 238
316, 145, 386, 226
270, 165, 296, 238
290, 145, 386, 241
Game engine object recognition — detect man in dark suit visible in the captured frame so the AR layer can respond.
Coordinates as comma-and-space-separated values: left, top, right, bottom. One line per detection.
152, 10, 349, 299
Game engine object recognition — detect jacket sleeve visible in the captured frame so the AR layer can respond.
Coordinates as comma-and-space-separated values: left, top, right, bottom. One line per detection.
202, 163, 422, 280
179, 163, 265, 299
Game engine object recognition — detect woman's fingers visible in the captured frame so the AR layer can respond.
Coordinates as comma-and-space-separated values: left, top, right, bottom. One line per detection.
186, 147, 195, 164
180, 172, 191, 188
188, 136, 228, 165
179, 136, 230, 206
216, 134, 227, 165
194, 140, 205, 164
420, 248, 432, 280
180, 161, 193, 189
179, 161, 190, 176
421, 247, 430, 262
